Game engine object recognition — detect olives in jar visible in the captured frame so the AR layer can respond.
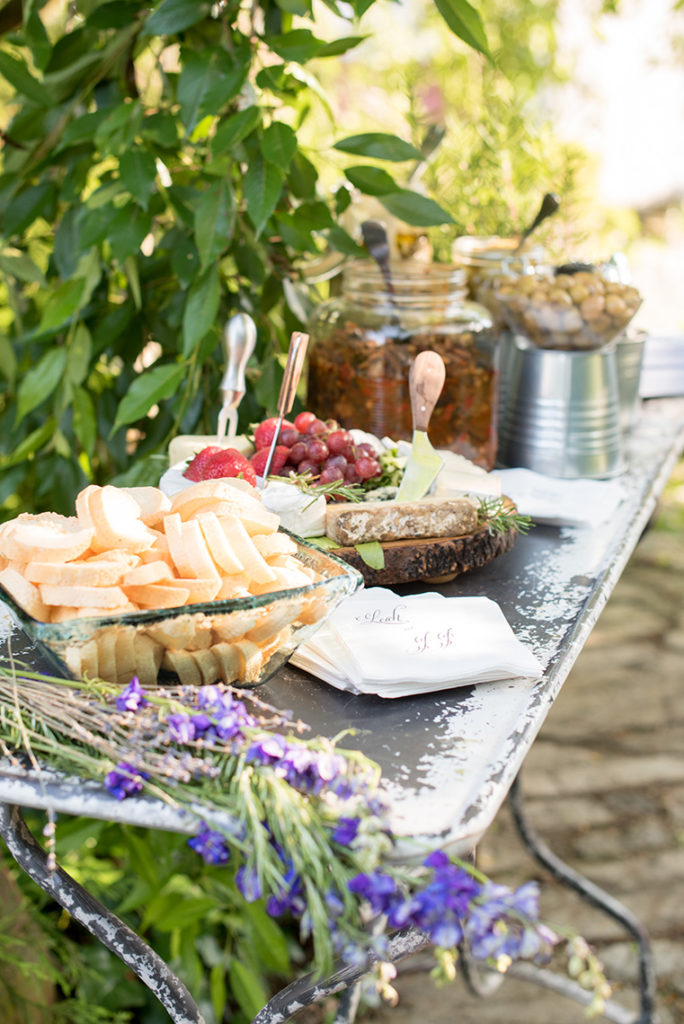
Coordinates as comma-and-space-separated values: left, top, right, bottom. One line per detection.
495, 268, 642, 350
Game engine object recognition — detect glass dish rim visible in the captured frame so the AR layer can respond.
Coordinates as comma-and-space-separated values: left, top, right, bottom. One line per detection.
0, 529, 364, 643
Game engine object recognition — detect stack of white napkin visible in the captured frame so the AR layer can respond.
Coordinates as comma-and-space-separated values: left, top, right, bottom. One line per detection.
291, 588, 543, 698
496, 468, 625, 527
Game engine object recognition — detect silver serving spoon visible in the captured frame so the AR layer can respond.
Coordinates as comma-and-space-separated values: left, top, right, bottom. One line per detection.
217, 313, 257, 441
513, 192, 560, 255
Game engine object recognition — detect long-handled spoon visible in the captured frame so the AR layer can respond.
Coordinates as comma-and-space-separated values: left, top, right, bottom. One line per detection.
360, 219, 401, 324
513, 192, 560, 255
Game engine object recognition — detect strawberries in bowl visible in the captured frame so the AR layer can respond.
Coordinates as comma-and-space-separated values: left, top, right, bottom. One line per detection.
184, 447, 257, 486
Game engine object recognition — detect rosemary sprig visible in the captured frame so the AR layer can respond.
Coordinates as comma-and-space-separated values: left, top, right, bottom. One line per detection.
269, 471, 366, 505
478, 497, 532, 536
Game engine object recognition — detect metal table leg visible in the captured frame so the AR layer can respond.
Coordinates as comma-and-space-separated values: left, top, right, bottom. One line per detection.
0, 802, 206, 1024
508, 774, 657, 1024
251, 928, 431, 1024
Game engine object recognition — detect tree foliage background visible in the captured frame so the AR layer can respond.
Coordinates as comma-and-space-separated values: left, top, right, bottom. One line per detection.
0, 0, 594, 524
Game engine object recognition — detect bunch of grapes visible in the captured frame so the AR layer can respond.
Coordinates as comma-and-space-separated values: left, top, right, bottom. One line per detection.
251, 411, 383, 487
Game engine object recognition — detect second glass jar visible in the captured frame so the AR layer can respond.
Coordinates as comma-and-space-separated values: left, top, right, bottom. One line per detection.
306, 260, 498, 470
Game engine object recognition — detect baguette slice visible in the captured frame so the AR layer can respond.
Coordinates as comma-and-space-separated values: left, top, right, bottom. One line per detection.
0, 567, 50, 621
325, 495, 479, 545
83, 485, 158, 553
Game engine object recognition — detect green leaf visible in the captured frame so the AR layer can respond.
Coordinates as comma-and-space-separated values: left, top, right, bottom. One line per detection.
245, 903, 291, 974
73, 387, 97, 457
0, 335, 17, 385
433, 0, 492, 60
0, 51, 52, 106
195, 181, 235, 268
260, 122, 297, 171
56, 110, 109, 152
16, 348, 68, 424
142, 0, 211, 36
268, 29, 323, 63
1, 181, 58, 238
210, 963, 227, 1022
181, 264, 220, 357
378, 189, 454, 226
354, 540, 385, 570
211, 107, 261, 158
112, 362, 186, 431
25, 9, 52, 71
178, 48, 247, 132
325, 225, 366, 257
2, 419, 55, 468
119, 149, 158, 210
141, 111, 178, 148
110, 452, 169, 487
307, 534, 340, 550
275, 0, 311, 13
228, 959, 269, 1021
243, 157, 283, 237
149, 896, 217, 932
86, 1, 142, 29
38, 278, 87, 333
107, 205, 153, 264
66, 324, 92, 387
94, 101, 142, 155
0, 250, 45, 285
317, 34, 367, 57
288, 150, 318, 199
334, 133, 423, 162
344, 164, 399, 196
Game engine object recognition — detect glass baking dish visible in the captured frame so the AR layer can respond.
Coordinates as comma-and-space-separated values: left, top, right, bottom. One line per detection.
0, 533, 363, 689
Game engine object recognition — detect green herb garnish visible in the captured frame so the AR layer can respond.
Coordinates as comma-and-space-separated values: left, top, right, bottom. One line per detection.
478, 497, 532, 536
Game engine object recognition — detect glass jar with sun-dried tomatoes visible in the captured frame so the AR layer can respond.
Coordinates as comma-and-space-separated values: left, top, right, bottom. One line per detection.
306, 260, 498, 469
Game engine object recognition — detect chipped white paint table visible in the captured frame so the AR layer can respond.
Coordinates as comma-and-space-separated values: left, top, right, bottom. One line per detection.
1, 395, 683, 1024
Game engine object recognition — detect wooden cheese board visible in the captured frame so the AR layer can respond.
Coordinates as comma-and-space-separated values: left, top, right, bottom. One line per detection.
331, 513, 519, 587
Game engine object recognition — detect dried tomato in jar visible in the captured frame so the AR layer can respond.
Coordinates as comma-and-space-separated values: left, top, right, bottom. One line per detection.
306, 260, 498, 470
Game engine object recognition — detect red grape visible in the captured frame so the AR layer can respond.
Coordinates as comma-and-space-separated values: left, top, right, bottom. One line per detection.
294, 411, 317, 432
297, 459, 318, 476
288, 441, 308, 465
305, 418, 328, 436
305, 438, 329, 463
326, 429, 353, 455
356, 442, 377, 458
344, 463, 360, 484
355, 456, 381, 480
279, 427, 301, 448
319, 465, 344, 484
325, 454, 348, 472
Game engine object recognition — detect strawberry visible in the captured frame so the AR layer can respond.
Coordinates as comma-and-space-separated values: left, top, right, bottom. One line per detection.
183, 446, 225, 481
192, 448, 257, 486
250, 444, 289, 478
253, 416, 294, 451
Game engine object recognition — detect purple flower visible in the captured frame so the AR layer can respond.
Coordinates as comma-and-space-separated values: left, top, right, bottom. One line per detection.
115, 677, 148, 713
104, 762, 148, 800
246, 733, 289, 764
332, 817, 360, 845
167, 713, 196, 744
465, 881, 556, 962
348, 871, 398, 914
236, 864, 262, 902
266, 866, 305, 918
188, 822, 231, 865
